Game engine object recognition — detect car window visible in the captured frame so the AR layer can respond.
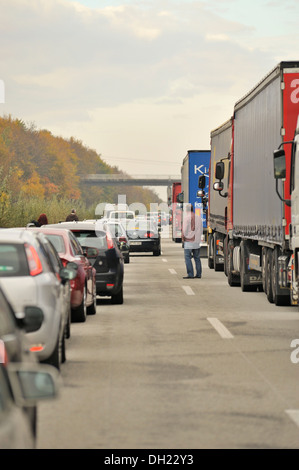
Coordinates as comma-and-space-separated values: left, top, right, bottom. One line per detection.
107, 224, 123, 238
68, 232, 84, 256
45, 234, 66, 254
72, 230, 108, 250
42, 240, 63, 275
0, 244, 29, 277
0, 289, 17, 337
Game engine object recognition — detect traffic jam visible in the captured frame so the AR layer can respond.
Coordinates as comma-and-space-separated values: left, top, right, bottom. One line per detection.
1, 61, 299, 448
0, 210, 167, 448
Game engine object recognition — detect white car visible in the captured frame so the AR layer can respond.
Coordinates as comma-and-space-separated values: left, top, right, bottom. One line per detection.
0, 229, 77, 369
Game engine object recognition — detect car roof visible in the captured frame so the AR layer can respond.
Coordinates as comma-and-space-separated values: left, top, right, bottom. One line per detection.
0, 228, 45, 244
46, 221, 106, 231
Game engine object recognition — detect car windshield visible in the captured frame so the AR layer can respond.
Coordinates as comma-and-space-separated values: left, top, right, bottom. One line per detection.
110, 212, 134, 220
0, 244, 29, 277
45, 234, 66, 254
71, 230, 108, 250
127, 221, 158, 238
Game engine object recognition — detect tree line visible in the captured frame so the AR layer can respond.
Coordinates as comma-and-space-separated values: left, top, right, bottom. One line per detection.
0, 115, 161, 227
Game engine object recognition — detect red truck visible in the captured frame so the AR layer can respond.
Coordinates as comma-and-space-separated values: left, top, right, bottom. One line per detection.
210, 61, 299, 305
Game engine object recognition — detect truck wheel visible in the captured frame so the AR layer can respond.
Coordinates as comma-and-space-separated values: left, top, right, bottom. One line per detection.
227, 241, 240, 287
266, 249, 273, 303
262, 248, 267, 294
223, 236, 228, 277
271, 248, 290, 306
240, 242, 249, 292
208, 234, 214, 269
213, 234, 223, 272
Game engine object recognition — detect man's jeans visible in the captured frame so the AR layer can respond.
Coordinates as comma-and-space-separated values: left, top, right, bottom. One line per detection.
184, 248, 202, 277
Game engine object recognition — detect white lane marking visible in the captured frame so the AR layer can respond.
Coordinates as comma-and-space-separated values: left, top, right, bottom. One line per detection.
162, 258, 167, 262
182, 286, 195, 296
207, 317, 234, 339
286, 410, 299, 428
168, 268, 177, 274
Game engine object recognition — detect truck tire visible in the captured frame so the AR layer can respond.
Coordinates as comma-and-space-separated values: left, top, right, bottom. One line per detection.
227, 241, 240, 287
240, 242, 249, 292
213, 234, 224, 272
208, 234, 214, 269
266, 249, 274, 303
271, 247, 290, 306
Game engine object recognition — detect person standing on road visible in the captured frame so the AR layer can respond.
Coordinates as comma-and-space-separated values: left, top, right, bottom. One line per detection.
66, 209, 79, 221
181, 203, 203, 279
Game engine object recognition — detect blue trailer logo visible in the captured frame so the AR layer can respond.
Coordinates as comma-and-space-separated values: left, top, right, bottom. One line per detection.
188, 151, 210, 228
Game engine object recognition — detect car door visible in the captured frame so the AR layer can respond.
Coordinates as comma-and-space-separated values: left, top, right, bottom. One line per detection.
69, 232, 94, 305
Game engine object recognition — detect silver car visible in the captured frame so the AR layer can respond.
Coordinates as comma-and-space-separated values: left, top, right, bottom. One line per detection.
0, 229, 76, 370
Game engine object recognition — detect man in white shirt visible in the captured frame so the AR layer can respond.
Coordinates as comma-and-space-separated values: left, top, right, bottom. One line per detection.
182, 203, 203, 279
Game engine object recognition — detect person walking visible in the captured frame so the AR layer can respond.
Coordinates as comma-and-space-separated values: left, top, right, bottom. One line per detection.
181, 203, 203, 279
66, 209, 79, 221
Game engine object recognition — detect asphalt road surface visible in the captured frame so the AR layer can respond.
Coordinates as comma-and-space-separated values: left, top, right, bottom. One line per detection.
37, 234, 299, 449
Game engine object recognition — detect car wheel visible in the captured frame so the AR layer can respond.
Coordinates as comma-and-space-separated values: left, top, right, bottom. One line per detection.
72, 287, 87, 322
87, 285, 97, 315
124, 254, 130, 263
111, 286, 123, 304
44, 336, 60, 370
153, 248, 161, 256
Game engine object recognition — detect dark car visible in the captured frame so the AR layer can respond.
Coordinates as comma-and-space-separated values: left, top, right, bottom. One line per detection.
127, 219, 161, 256
0, 283, 58, 447
47, 221, 124, 304
27, 227, 97, 323
99, 219, 130, 263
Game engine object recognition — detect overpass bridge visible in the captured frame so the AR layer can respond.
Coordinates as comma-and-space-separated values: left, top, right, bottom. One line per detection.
80, 174, 181, 186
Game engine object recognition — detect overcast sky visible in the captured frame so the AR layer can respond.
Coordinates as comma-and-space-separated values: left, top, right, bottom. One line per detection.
1, 0, 299, 200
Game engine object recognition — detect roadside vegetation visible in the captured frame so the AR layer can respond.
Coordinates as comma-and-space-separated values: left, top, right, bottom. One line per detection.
0, 115, 161, 227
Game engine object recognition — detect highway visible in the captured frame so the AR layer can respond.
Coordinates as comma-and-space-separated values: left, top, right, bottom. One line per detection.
37, 233, 299, 449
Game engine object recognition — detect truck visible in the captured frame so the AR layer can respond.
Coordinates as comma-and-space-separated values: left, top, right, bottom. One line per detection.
171, 182, 183, 243
211, 61, 299, 305
208, 118, 233, 271
181, 150, 211, 255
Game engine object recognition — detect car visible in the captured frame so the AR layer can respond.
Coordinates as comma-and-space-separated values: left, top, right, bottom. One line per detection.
99, 219, 130, 264
46, 221, 125, 304
0, 283, 59, 447
0, 229, 77, 369
0, 362, 59, 449
27, 227, 97, 323
127, 219, 161, 256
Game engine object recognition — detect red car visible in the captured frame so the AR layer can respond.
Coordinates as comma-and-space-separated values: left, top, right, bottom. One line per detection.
27, 227, 97, 324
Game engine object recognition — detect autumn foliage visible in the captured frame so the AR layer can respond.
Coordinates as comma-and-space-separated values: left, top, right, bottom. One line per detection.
0, 115, 161, 227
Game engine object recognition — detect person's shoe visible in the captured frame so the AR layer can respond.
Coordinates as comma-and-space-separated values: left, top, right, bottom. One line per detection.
195, 275, 201, 278
183, 276, 194, 279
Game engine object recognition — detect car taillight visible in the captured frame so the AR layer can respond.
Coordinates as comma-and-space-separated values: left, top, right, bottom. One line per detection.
146, 232, 155, 238
25, 243, 43, 276
0, 340, 8, 366
106, 232, 114, 249
118, 236, 127, 243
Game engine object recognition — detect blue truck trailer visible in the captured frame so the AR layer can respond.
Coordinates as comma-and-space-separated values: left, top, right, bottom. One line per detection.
181, 150, 211, 255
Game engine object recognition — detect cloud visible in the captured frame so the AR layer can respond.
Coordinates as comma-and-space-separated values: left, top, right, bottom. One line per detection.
1, 0, 299, 200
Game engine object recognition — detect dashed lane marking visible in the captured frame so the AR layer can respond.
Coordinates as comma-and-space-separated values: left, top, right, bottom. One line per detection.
207, 317, 234, 339
285, 410, 299, 428
182, 286, 195, 296
168, 268, 177, 274
162, 258, 167, 262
